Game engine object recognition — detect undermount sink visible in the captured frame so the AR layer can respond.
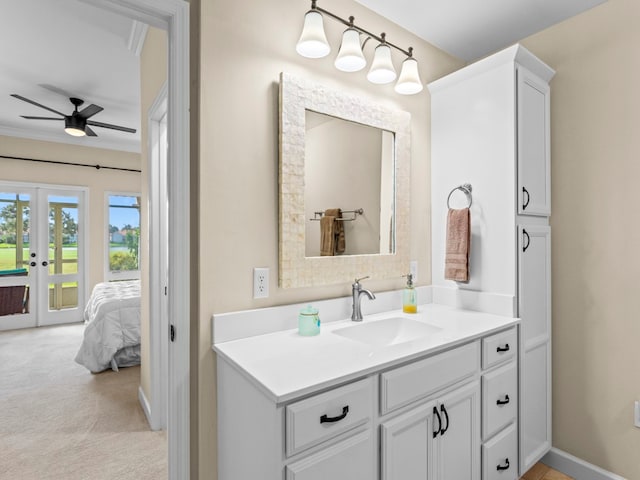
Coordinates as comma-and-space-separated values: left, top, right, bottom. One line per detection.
333, 317, 442, 348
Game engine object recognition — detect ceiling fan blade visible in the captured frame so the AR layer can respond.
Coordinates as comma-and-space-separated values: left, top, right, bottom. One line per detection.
84, 126, 98, 137
11, 94, 65, 117
20, 115, 64, 121
78, 104, 104, 119
87, 120, 137, 134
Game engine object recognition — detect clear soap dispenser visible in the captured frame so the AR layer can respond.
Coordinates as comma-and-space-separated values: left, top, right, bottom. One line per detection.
403, 273, 417, 313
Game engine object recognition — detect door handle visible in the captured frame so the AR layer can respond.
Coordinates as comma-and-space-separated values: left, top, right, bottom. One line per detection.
41, 261, 48, 267
522, 229, 530, 252
433, 406, 442, 438
496, 394, 510, 406
522, 186, 530, 210
439, 404, 450, 435
320, 406, 349, 424
30, 262, 36, 267
30, 252, 36, 258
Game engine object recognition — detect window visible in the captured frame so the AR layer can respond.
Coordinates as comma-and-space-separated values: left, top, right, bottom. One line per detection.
106, 193, 141, 281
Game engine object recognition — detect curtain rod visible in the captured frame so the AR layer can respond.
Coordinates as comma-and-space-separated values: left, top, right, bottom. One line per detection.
0, 154, 141, 173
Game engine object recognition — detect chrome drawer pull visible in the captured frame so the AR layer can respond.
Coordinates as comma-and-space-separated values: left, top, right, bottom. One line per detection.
496, 394, 510, 406
320, 405, 349, 424
497, 458, 510, 471
496, 344, 510, 353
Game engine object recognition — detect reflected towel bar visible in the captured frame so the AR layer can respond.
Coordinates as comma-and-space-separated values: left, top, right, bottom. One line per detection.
310, 208, 364, 222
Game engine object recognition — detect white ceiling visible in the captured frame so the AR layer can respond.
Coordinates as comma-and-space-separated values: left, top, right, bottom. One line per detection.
0, 0, 142, 153
355, 0, 607, 61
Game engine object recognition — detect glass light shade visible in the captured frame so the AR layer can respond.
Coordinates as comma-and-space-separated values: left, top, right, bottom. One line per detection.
334, 28, 366, 72
367, 44, 396, 84
296, 10, 331, 59
65, 127, 86, 137
394, 57, 423, 95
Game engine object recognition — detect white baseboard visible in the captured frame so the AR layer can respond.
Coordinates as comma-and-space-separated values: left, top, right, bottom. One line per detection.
138, 385, 153, 429
542, 448, 627, 480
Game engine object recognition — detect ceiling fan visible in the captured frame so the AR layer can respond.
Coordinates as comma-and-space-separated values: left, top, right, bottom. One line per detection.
10, 94, 137, 137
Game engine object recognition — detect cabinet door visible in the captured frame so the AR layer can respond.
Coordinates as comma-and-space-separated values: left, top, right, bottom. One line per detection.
285, 430, 374, 480
517, 66, 550, 216
381, 401, 435, 480
433, 381, 480, 480
518, 225, 552, 473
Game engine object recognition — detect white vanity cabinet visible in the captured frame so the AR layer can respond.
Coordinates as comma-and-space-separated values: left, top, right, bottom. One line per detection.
429, 44, 555, 476
215, 325, 517, 480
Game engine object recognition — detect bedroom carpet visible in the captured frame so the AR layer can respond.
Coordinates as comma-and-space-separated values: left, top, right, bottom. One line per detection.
0, 324, 167, 480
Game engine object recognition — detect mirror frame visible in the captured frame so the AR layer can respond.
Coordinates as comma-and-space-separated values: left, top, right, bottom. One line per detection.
278, 72, 411, 288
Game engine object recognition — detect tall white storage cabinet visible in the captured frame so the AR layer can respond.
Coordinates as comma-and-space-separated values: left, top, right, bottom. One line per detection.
428, 44, 555, 477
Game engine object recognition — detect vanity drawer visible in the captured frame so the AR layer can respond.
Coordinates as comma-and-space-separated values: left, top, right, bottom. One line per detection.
482, 424, 518, 480
482, 327, 517, 370
482, 362, 517, 440
380, 341, 479, 414
285, 377, 374, 457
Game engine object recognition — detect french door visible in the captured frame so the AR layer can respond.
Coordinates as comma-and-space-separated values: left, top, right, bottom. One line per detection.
0, 183, 86, 331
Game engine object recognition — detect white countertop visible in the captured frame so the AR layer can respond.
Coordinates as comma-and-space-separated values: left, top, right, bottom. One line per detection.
213, 304, 519, 404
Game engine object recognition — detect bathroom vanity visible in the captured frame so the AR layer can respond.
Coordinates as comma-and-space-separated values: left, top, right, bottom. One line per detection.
214, 305, 519, 480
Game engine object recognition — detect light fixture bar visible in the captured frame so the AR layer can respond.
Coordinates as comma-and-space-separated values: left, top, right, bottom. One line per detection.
311, 1, 414, 59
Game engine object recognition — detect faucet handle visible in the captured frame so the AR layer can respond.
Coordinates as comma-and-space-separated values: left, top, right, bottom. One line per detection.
354, 276, 370, 285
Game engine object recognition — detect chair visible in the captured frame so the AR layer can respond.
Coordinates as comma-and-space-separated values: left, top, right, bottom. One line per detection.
0, 269, 29, 317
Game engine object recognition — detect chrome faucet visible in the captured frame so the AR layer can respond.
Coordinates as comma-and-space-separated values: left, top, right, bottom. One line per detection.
351, 276, 376, 322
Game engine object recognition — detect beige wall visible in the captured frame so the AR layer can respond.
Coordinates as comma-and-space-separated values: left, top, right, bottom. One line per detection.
521, 0, 640, 477
139, 26, 168, 405
0, 135, 140, 293
198, 0, 462, 476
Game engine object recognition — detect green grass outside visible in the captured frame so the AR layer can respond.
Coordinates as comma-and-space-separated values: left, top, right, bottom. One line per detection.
0, 246, 78, 273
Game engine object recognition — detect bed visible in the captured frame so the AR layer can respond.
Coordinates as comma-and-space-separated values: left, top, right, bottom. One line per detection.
75, 280, 141, 373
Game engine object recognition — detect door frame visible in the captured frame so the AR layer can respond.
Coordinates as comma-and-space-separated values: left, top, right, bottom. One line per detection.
80, 1, 191, 478
148, 82, 169, 431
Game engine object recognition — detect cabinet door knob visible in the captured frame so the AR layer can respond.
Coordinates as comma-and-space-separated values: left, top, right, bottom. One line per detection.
496, 343, 510, 353
497, 458, 510, 471
496, 394, 510, 406
432, 406, 442, 438
439, 404, 450, 435
522, 186, 530, 210
319, 405, 349, 424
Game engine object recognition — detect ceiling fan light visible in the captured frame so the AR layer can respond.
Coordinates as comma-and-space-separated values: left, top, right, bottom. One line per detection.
367, 43, 396, 84
64, 117, 87, 137
335, 28, 366, 72
394, 56, 423, 95
296, 10, 331, 59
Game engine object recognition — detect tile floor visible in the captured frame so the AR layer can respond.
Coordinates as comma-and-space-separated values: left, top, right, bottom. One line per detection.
521, 462, 574, 480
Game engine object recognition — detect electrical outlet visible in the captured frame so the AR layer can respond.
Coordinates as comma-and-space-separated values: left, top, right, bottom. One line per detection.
410, 260, 418, 282
635, 401, 640, 428
253, 267, 269, 299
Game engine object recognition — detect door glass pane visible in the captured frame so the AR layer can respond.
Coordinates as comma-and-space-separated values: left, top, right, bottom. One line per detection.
48, 281, 78, 311
0, 192, 31, 317
108, 195, 141, 273
0, 192, 31, 272
48, 195, 79, 275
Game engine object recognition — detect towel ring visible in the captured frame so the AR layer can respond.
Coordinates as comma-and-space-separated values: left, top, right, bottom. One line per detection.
447, 183, 473, 209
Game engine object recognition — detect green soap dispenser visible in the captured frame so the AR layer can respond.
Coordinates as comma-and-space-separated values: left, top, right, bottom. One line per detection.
403, 273, 417, 314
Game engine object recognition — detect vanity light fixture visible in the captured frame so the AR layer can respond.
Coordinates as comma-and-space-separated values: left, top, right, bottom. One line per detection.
296, 0, 423, 95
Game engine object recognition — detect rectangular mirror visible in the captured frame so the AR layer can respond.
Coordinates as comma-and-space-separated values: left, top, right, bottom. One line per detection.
304, 110, 396, 257
279, 72, 411, 288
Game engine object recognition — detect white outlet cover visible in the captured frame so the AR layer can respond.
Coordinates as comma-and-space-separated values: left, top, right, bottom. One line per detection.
253, 267, 269, 299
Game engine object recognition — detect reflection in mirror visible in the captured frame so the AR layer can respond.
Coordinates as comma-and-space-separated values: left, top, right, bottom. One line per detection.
279, 72, 411, 288
304, 110, 395, 257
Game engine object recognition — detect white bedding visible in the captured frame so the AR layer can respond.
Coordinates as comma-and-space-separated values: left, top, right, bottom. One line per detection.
75, 280, 141, 373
